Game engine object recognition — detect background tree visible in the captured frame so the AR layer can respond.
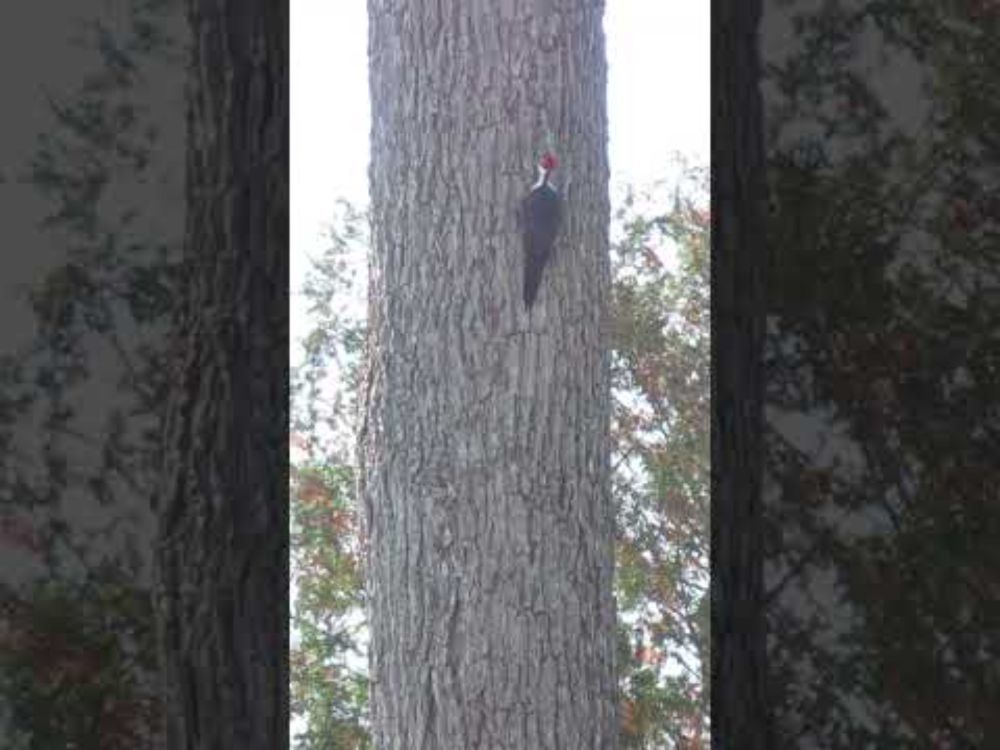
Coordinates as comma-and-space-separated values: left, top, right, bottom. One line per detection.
151, 0, 288, 746
360, 1, 617, 746
712, 0, 771, 745
7, 0, 291, 744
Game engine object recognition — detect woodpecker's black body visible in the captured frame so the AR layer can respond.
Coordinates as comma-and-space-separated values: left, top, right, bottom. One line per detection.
521, 163, 562, 308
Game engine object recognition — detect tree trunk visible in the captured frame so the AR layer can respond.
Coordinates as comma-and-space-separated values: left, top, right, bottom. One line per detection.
360, 1, 617, 747
711, 0, 771, 746
152, 1, 288, 747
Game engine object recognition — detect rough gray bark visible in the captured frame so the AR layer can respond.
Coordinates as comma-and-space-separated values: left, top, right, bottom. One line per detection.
151, 0, 288, 747
712, 0, 771, 746
359, 1, 617, 747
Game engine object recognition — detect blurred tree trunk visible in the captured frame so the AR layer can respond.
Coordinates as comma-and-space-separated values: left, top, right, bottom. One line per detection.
152, 0, 288, 747
712, 0, 771, 746
360, 1, 617, 747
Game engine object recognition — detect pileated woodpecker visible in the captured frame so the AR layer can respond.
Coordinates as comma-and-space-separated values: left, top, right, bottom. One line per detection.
521, 152, 562, 308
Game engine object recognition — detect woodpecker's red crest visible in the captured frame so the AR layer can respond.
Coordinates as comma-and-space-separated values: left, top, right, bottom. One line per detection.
539, 152, 559, 171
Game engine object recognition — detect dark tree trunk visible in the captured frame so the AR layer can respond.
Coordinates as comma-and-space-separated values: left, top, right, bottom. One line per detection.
360, 1, 618, 747
151, 1, 288, 747
711, 0, 771, 746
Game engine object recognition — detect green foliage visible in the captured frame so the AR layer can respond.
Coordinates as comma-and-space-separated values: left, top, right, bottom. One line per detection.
291, 463, 369, 750
0, 574, 161, 747
292, 200, 369, 463
763, 1, 1000, 745
611, 167, 710, 749
2, 0, 183, 743
291, 204, 370, 748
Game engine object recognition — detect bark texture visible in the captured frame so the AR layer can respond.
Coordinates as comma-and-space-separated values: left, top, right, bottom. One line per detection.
152, 1, 288, 747
360, 1, 617, 747
711, 0, 772, 746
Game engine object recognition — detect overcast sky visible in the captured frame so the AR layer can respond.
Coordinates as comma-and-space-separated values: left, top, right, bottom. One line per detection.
290, 0, 709, 343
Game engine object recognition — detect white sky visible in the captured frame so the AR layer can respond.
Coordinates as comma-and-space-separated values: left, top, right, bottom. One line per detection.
290, 0, 709, 343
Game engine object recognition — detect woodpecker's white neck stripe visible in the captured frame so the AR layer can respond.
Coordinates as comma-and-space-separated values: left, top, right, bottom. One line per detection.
533, 168, 556, 191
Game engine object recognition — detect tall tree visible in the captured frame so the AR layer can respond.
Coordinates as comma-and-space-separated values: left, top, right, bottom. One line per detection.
360, 1, 618, 747
151, 0, 288, 746
712, 0, 771, 745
